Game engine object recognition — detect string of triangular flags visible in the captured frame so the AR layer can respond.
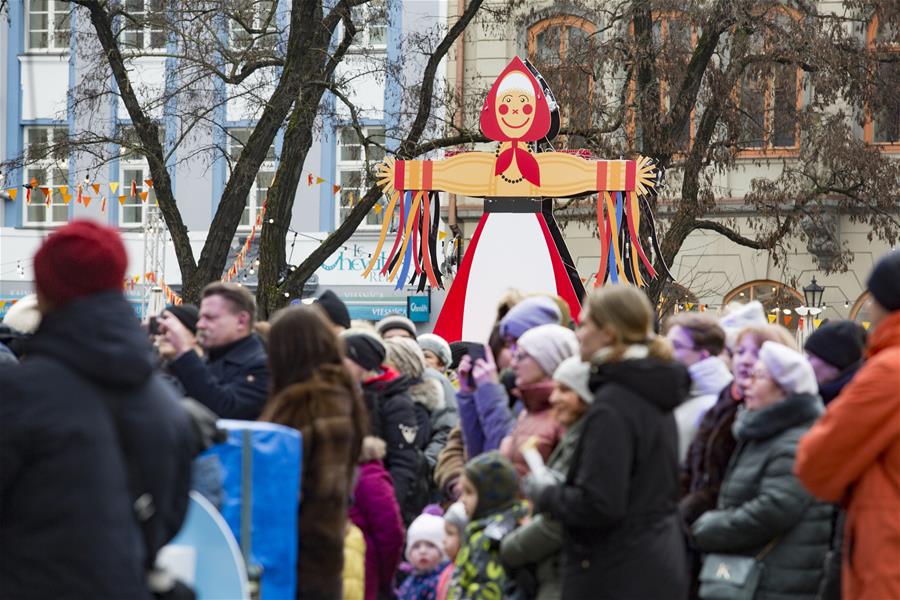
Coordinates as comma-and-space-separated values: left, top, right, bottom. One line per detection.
5, 178, 155, 212
222, 200, 267, 283
122, 272, 183, 305
306, 172, 343, 196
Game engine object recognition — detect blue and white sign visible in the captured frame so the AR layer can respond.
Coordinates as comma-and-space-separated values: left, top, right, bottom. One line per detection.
407, 295, 431, 322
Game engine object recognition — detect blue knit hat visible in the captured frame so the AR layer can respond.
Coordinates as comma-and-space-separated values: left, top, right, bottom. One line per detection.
499, 296, 561, 341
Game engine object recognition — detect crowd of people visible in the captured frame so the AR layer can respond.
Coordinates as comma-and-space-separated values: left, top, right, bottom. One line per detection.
0, 219, 898, 600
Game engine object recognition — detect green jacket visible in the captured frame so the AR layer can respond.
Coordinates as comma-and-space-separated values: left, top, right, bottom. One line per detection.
449, 501, 528, 600
692, 393, 833, 600
499, 419, 585, 600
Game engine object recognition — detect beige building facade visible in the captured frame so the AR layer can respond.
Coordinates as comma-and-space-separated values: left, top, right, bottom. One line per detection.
442, 0, 898, 330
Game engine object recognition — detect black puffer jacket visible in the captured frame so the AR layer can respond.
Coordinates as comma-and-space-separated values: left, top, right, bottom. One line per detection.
692, 393, 833, 600
538, 353, 691, 600
0, 292, 195, 599
362, 367, 429, 524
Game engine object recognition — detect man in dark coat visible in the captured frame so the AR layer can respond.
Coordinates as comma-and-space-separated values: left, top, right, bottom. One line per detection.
0, 221, 195, 599
164, 281, 269, 419
803, 320, 866, 405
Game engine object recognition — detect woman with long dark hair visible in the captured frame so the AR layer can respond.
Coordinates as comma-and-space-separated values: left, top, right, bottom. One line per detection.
260, 306, 368, 599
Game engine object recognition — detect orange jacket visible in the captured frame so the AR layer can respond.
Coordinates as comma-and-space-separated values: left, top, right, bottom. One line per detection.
795, 310, 900, 600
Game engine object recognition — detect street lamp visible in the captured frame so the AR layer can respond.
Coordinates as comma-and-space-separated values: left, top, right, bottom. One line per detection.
796, 277, 825, 344
803, 277, 825, 310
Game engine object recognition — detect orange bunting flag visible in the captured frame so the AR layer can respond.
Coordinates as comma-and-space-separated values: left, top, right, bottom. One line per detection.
685, 303, 695, 311
139, 191, 149, 202
59, 185, 68, 197
316, 177, 326, 185
784, 316, 793, 327
91, 183, 100, 195
332, 184, 341, 194
76, 184, 83, 204
41, 187, 51, 206
131, 180, 138, 197
862, 321, 871, 330
62, 193, 72, 204
768, 314, 777, 324
6, 189, 17, 201
100, 197, 107, 212
30, 177, 38, 189
144, 178, 153, 188
83, 195, 92, 208
25, 188, 31, 204
109, 182, 119, 194
374, 203, 383, 214
813, 319, 822, 329
438, 230, 447, 240
118, 195, 127, 205
307, 174, 314, 186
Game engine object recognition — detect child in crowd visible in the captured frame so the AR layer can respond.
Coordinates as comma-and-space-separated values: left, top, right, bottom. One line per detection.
397, 513, 450, 600
449, 452, 527, 600
436, 502, 469, 600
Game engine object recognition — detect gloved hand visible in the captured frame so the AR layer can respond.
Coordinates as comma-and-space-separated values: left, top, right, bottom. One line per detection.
521, 469, 563, 506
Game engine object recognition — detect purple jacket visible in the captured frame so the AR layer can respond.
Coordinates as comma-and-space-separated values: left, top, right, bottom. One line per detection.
457, 383, 514, 458
350, 460, 405, 600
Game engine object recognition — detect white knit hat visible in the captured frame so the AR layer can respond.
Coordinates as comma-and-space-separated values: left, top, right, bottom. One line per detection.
758, 341, 818, 396
2, 294, 41, 334
517, 324, 579, 376
405, 513, 447, 561
417, 333, 452, 368
720, 301, 767, 349
552, 357, 593, 404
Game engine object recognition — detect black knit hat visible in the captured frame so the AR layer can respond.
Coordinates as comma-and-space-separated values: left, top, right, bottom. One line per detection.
449, 342, 469, 370
867, 250, 900, 312
315, 290, 351, 329
804, 320, 867, 370
342, 331, 386, 371
163, 304, 199, 334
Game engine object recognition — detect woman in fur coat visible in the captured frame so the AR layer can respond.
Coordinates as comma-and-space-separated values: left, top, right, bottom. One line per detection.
261, 306, 368, 599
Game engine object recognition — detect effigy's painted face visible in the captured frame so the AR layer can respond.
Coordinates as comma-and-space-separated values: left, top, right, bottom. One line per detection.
496, 86, 536, 139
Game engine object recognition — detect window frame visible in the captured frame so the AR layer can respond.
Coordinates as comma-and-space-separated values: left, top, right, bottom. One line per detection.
527, 15, 598, 138
117, 124, 165, 228
25, 0, 71, 53
227, 0, 279, 51
119, 0, 167, 53
734, 6, 805, 158
722, 279, 804, 331
347, 0, 388, 52
863, 14, 900, 151
226, 127, 277, 230
335, 125, 387, 228
22, 126, 70, 227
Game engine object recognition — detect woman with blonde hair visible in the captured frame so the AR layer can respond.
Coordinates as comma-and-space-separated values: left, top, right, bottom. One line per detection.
522, 285, 691, 600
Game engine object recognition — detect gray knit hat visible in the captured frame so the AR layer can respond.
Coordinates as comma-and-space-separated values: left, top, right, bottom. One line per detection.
417, 333, 452, 368
517, 324, 579, 376
443, 501, 469, 531
385, 337, 426, 379
376, 314, 417, 339
552, 357, 593, 404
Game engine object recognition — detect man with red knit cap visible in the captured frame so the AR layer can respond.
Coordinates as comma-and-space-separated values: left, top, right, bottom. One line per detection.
0, 221, 195, 599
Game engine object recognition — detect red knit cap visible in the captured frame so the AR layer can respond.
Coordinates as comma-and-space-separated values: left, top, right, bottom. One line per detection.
33, 220, 128, 306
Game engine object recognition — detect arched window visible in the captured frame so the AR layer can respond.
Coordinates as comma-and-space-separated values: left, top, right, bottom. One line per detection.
527, 16, 597, 147
723, 279, 804, 331
864, 14, 900, 148
736, 6, 804, 156
850, 291, 876, 327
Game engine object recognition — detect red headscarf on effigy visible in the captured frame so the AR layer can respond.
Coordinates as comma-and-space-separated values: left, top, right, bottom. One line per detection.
479, 57, 551, 186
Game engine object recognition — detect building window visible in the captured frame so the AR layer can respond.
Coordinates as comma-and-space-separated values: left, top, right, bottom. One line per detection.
349, 1, 387, 50
23, 126, 69, 226
336, 126, 386, 226
528, 16, 597, 147
118, 125, 165, 227
723, 279, 803, 331
227, 0, 278, 50
121, 0, 166, 51
228, 128, 276, 228
27, 0, 71, 51
865, 15, 900, 147
737, 9, 803, 154
850, 291, 875, 324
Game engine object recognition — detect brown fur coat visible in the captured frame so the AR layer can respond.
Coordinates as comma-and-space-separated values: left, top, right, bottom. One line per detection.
262, 364, 367, 599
